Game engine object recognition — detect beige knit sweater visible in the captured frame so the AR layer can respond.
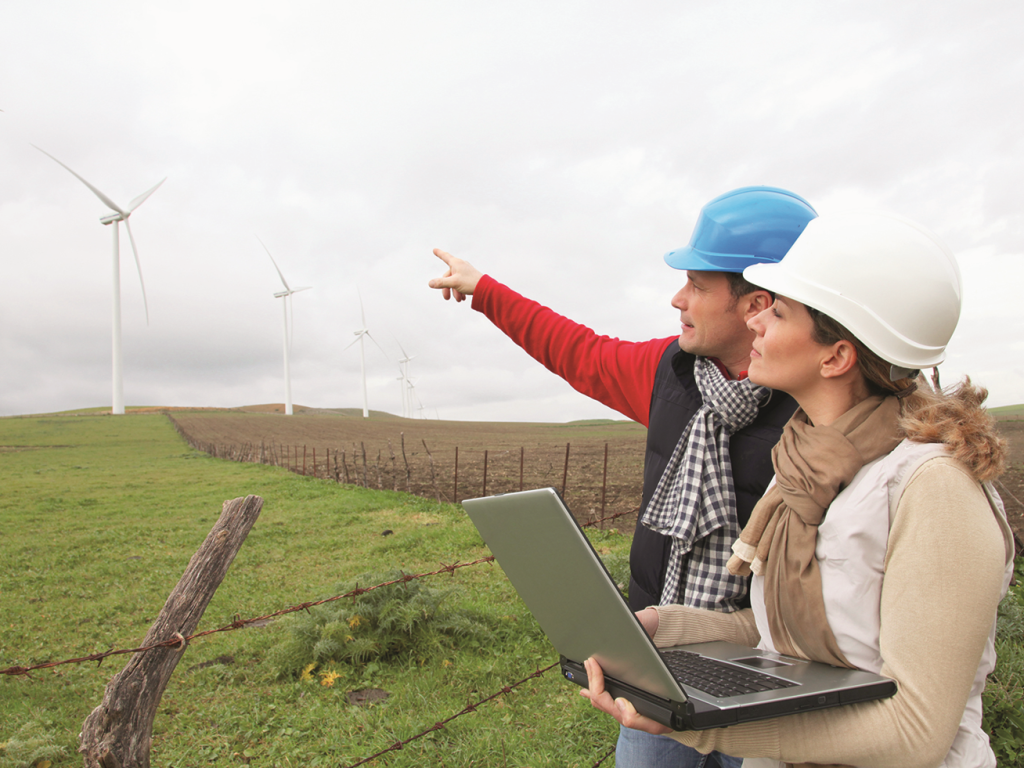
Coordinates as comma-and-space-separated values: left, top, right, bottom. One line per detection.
651, 458, 1010, 768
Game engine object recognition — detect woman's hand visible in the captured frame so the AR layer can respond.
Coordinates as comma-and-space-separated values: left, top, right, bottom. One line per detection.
578, 657, 673, 735
637, 606, 659, 637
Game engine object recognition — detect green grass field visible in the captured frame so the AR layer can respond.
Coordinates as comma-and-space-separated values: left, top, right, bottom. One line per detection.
1, 413, 1021, 767
0, 414, 624, 767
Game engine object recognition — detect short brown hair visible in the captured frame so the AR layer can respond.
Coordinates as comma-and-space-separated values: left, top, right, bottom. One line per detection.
724, 272, 769, 302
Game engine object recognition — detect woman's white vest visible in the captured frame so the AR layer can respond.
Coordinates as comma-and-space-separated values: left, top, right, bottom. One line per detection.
746, 440, 1014, 768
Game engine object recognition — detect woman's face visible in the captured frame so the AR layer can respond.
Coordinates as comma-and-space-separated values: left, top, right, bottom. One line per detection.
747, 296, 832, 397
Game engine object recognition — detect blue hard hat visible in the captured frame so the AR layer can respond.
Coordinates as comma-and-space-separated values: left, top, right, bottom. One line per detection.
664, 186, 818, 272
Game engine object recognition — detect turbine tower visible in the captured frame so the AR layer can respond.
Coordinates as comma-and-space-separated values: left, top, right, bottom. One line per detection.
343, 291, 387, 418
34, 145, 165, 415
258, 236, 310, 416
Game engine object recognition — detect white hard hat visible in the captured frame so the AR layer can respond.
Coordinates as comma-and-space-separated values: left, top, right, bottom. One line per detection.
743, 211, 962, 370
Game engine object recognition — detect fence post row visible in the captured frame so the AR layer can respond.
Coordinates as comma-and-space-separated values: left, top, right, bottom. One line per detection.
164, 416, 640, 524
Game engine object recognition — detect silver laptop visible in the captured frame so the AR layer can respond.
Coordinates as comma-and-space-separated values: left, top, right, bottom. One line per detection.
461, 487, 896, 731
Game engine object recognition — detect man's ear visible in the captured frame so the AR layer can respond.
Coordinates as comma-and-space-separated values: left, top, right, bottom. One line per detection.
741, 291, 773, 321
820, 340, 859, 379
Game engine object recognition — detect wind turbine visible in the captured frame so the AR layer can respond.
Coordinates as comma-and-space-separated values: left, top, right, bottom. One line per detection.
258, 236, 310, 416
343, 291, 387, 418
395, 339, 416, 418
34, 145, 165, 415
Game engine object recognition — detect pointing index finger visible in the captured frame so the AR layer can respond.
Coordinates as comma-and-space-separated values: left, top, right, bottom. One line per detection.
433, 247, 454, 266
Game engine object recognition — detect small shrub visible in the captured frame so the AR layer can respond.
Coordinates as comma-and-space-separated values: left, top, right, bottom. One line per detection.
983, 557, 1024, 767
269, 570, 494, 678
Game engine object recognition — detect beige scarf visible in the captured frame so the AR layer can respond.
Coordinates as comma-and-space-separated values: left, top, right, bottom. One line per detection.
727, 396, 902, 768
728, 395, 902, 665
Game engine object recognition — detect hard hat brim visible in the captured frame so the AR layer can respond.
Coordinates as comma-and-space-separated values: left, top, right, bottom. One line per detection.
664, 247, 782, 273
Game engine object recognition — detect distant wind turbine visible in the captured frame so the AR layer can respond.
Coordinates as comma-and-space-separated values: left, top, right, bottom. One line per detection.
343, 291, 388, 418
395, 339, 416, 418
33, 145, 165, 415
258, 236, 311, 416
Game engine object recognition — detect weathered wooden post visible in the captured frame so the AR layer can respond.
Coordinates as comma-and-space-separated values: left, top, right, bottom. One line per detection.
453, 446, 459, 503
562, 442, 571, 496
519, 446, 524, 492
79, 495, 264, 768
482, 449, 489, 497
601, 442, 609, 523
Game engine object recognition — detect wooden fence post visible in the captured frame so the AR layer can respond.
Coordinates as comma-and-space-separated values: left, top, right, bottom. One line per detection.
562, 442, 571, 496
453, 446, 459, 504
422, 439, 441, 502
601, 442, 609, 527
401, 433, 411, 493
482, 449, 489, 497
79, 495, 264, 768
519, 446, 524, 492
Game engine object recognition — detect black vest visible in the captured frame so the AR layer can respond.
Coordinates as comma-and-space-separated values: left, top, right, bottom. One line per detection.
627, 344, 798, 612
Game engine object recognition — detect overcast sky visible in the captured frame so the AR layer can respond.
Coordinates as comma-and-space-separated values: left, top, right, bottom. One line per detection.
1, 0, 1021, 422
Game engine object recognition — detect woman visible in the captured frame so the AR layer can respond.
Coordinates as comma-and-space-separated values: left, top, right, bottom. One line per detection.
582, 211, 1015, 768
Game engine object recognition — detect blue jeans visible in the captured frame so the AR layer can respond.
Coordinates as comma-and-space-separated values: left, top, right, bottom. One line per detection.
615, 725, 742, 768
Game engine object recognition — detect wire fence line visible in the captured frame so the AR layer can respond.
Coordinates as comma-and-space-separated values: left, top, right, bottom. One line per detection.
343, 661, 560, 768
3, 507, 634, 764
0, 556, 500, 679
166, 415, 645, 529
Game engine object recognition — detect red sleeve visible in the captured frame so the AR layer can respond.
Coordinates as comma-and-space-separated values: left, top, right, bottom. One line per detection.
471, 274, 675, 427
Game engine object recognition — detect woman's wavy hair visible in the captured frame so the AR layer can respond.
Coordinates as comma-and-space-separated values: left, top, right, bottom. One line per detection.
806, 307, 1006, 482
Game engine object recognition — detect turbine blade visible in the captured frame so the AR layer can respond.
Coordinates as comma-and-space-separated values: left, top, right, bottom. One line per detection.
365, 330, 390, 360
342, 336, 361, 351
123, 218, 150, 325
32, 144, 126, 215
357, 288, 366, 327
256, 235, 291, 292
126, 177, 167, 213
394, 337, 411, 361
292, 286, 312, 293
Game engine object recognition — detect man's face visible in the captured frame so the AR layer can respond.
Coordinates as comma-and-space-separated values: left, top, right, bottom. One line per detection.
671, 271, 757, 363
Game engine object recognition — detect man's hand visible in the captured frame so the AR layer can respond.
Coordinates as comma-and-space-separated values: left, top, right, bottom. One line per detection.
579, 657, 673, 735
429, 248, 483, 302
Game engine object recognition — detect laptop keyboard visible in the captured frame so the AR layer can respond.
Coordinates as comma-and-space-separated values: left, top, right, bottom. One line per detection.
661, 650, 798, 699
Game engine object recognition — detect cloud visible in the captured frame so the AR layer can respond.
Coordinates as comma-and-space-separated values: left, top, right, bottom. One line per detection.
1, 0, 1021, 419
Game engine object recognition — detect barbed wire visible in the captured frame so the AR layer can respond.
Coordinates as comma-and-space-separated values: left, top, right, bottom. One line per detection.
342, 661, 559, 767
3, 506, 633, 767
340, 661, 618, 768
1, 507, 635, 678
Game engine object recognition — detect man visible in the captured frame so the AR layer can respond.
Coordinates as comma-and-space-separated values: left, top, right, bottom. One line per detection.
429, 187, 815, 768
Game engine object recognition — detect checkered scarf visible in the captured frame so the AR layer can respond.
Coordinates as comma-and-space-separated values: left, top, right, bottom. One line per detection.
641, 356, 768, 610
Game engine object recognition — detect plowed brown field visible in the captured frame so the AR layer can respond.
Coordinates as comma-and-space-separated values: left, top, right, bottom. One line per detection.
167, 405, 1024, 542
